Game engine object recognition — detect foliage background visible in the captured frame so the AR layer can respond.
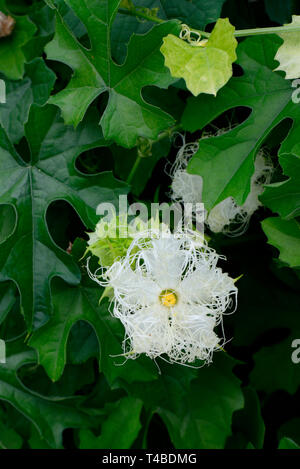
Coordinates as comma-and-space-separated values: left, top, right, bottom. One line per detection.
0, 0, 300, 450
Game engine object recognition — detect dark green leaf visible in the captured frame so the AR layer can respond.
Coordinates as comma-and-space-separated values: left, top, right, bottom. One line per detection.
250, 336, 300, 394
261, 154, 300, 220
126, 354, 243, 449
279, 418, 300, 447
230, 387, 265, 449
0, 1, 36, 79
45, 0, 180, 147
29, 275, 157, 384
264, 0, 293, 24
23, 3, 55, 61
0, 340, 93, 448
0, 283, 17, 325
113, 0, 226, 64
0, 421, 23, 449
79, 396, 143, 449
0, 58, 56, 143
278, 437, 300, 449
0, 104, 128, 330
262, 217, 300, 269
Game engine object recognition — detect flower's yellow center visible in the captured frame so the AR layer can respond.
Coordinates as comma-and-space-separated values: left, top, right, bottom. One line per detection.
159, 289, 177, 308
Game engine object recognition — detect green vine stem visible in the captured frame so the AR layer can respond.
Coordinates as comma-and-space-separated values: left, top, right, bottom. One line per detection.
118, 6, 300, 38
126, 124, 182, 184
234, 25, 300, 37
126, 154, 142, 184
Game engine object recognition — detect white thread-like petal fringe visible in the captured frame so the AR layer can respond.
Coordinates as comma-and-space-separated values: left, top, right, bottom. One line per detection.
169, 136, 273, 236
91, 232, 237, 365
206, 151, 273, 235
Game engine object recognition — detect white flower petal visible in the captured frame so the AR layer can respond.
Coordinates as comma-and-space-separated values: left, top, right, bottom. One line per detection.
171, 170, 203, 204
98, 233, 237, 365
118, 305, 174, 357
134, 237, 189, 290
107, 261, 160, 307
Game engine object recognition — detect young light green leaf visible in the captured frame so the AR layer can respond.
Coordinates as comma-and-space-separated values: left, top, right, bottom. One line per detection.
274, 15, 300, 79
161, 18, 237, 96
207, 17, 237, 62
86, 215, 134, 269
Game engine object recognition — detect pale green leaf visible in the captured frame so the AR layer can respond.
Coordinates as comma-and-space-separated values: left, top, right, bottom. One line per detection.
161, 18, 237, 96
207, 17, 237, 63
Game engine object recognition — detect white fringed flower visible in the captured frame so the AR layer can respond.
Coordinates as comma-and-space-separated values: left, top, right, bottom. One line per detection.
91, 233, 237, 365
169, 137, 273, 236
